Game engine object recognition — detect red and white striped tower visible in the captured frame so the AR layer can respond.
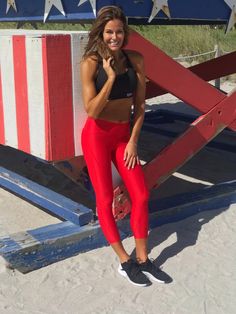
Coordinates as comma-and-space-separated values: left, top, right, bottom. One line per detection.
0, 30, 88, 161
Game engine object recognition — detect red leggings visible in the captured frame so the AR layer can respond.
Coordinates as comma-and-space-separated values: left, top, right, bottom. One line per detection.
81, 117, 149, 244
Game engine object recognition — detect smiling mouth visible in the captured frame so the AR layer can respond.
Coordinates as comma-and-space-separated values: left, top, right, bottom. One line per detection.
109, 43, 120, 48
109, 41, 120, 47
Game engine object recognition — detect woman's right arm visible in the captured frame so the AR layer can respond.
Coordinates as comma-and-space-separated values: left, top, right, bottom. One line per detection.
80, 57, 115, 118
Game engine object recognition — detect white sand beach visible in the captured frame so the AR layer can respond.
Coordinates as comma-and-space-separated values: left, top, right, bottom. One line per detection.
0, 199, 235, 314
0, 80, 236, 314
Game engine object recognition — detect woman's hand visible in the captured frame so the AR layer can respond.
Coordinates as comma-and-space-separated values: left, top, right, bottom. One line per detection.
124, 141, 140, 170
103, 57, 116, 80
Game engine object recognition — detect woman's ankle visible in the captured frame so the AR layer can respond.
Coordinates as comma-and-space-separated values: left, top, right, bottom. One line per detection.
136, 256, 148, 264
120, 256, 131, 264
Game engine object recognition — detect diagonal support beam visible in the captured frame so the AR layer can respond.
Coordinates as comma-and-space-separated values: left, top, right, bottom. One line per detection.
143, 90, 236, 189
113, 90, 236, 219
146, 51, 236, 98
145, 50, 236, 131
112, 31, 236, 220
127, 31, 224, 111
127, 31, 236, 131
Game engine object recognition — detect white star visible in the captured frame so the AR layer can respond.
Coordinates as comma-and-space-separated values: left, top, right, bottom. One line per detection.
224, 0, 236, 33
148, 0, 170, 23
44, 0, 66, 23
78, 0, 96, 17
6, 0, 17, 14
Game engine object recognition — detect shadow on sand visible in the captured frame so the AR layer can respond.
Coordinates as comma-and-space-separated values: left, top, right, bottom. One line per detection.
130, 205, 229, 276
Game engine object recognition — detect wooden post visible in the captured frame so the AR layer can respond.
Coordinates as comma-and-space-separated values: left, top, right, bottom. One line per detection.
214, 44, 221, 89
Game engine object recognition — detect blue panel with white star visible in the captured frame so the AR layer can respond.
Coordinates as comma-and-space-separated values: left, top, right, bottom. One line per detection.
0, 0, 233, 25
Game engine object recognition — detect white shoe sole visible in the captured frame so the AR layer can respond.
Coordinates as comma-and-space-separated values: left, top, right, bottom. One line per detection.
118, 265, 150, 287
142, 271, 166, 283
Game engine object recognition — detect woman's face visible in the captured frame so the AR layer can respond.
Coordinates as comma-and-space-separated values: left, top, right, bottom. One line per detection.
103, 19, 125, 52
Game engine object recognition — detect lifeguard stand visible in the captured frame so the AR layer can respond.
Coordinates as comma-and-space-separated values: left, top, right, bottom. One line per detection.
0, 0, 235, 273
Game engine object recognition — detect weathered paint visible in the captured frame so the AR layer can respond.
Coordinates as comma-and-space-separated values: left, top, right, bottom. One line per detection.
0, 180, 235, 273
0, 166, 93, 226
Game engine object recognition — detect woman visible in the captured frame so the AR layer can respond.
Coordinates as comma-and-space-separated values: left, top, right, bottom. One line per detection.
80, 6, 171, 287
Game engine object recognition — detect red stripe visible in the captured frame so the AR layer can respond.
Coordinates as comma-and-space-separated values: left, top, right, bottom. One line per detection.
13, 35, 30, 152
0, 68, 5, 144
42, 35, 74, 161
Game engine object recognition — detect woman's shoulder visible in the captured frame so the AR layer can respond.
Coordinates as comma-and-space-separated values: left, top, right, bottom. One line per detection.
81, 54, 99, 76
81, 54, 99, 66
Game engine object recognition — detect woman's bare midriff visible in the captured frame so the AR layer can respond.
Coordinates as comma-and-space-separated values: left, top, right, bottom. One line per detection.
97, 97, 133, 123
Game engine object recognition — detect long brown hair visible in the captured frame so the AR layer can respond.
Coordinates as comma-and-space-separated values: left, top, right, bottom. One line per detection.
83, 6, 129, 60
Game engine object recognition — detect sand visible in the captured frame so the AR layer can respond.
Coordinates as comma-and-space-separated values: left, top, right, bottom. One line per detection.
0, 80, 236, 314
0, 204, 235, 314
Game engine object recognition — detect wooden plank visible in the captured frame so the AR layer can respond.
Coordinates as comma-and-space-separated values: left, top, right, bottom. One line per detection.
0, 35, 18, 148
127, 31, 225, 112
25, 35, 46, 159
13, 35, 31, 152
146, 51, 236, 99
143, 110, 236, 154
0, 221, 127, 273
42, 35, 75, 160
143, 90, 236, 189
0, 166, 93, 226
0, 180, 235, 273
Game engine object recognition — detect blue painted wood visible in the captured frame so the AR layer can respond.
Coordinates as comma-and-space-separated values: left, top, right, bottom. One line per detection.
149, 181, 236, 228
0, 0, 232, 24
150, 180, 236, 213
0, 180, 235, 273
0, 166, 93, 226
143, 110, 236, 153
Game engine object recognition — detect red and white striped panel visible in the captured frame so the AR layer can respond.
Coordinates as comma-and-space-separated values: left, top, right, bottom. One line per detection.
0, 31, 88, 161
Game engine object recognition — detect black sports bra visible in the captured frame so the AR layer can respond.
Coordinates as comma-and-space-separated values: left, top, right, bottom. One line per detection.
95, 51, 137, 100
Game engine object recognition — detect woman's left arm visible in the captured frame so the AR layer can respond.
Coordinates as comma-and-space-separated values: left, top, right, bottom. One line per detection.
124, 52, 146, 169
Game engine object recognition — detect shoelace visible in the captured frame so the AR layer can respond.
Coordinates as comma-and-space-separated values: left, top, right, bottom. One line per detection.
129, 261, 142, 277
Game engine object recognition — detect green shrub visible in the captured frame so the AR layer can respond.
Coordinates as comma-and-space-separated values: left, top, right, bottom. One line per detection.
0, 22, 235, 63
132, 25, 236, 63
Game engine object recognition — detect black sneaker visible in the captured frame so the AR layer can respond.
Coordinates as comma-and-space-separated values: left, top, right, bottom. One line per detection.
139, 258, 172, 283
118, 259, 152, 287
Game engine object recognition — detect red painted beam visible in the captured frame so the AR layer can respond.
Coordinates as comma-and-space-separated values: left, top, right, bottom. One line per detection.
126, 31, 224, 112
146, 51, 236, 99
112, 32, 236, 220
190, 51, 236, 81
113, 90, 236, 219
143, 90, 236, 189
126, 31, 236, 131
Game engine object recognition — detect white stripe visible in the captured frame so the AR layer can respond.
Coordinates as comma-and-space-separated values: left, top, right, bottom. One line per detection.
25, 36, 46, 159
0, 36, 18, 148
173, 172, 214, 186
70, 33, 89, 156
